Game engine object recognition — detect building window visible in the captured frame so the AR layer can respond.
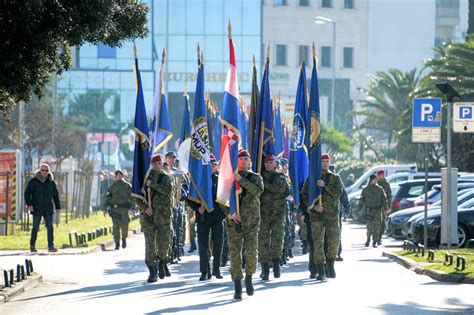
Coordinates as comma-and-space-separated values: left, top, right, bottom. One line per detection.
300, 0, 310, 7
321, 46, 331, 67
343, 47, 354, 68
299, 45, 310, 65
344, 0, 354, 9
274, 0, 287, 5
321, 0, 332, 8
98, 44, 116, 58
276, 44, 287, 66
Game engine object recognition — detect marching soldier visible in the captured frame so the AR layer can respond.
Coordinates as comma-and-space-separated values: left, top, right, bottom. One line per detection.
259, 154, 290, 280
302, 153, 343, 281
376, 169, 392, 245
136, 154, 175, 283
228, 150, 264, 300
360, 174, 388, 248
104, 170, 132, 250
186, 154, 226, 281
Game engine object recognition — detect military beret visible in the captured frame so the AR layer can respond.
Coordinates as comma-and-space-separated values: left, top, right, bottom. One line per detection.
151, 154, 164, 163
264, 154, 276, 163
377, 169, 385, 176
321, 153, 330, 160
238, 150, 250, 158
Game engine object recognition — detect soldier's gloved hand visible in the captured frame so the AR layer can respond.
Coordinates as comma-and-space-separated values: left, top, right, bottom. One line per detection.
198, 204, 205, 214
145, 208, 153, 217
146, 180, 152, 187
317, 180, 325, 188
314, 204, 324, 213
386, 208, 391, 215
300, 215, 305, 223
232, 214, 241, 223
103, 210, 108, 217
234, 172, 241, 181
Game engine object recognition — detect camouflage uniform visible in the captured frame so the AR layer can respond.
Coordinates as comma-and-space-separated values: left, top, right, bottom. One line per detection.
105, 179, 132, 244
377, 178, 392, 243
359, 183, 388, 245
302, 170, 343, 267
227, 170, 264, 281
259, 170, 289, 263
136, 169, 175, 268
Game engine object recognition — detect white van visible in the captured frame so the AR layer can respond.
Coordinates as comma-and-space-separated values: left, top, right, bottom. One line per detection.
346, 165, 417, 194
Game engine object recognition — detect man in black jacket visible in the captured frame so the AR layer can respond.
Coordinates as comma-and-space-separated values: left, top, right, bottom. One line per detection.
186, 154, 226, 281
24, 164, 61, 252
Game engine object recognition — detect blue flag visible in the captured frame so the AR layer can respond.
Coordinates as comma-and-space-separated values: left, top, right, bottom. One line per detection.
213, 112, 221, 161
289, 61, 309, 207
151, 62, 173, 154
188, 55, 214, 210
180, 93, 191, 145
307, 52, 323, 209
251, 57, 274, 173
131, 57, 151, 200
239, 106, 248, 150
274, 101, 285, 158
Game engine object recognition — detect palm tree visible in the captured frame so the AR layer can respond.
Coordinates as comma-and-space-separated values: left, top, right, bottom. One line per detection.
355, 68, 423, 147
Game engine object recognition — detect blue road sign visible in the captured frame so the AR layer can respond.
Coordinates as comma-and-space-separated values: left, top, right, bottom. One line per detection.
413, 98, 442, 128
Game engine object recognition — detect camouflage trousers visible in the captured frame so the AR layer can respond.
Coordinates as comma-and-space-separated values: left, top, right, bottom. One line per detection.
297, 215, 307, 242
228, 220, 259, 281
311, 220, 340, 264
367, 212, 383, 242
187, 208, 196, 242
258, 210, 285, 262
378, 212, 387, 241
141, 214, 172, 266
111, 208, 130, 243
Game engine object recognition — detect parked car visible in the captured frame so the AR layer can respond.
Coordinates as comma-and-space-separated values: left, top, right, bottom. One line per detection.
387, 172, 441, 185
409, 182, 474, 207
392, 179, 442, 212
407, 206, 474, 248
345, 165, 417, 195
386, 188, 474, 239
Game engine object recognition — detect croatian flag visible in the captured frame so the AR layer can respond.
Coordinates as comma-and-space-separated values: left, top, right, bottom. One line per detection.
217, 35, 241, 216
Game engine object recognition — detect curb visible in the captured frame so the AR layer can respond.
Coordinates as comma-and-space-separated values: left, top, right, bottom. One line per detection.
0, 273, 42, 304
382, 251, 474, 284
0, 227, 142, 257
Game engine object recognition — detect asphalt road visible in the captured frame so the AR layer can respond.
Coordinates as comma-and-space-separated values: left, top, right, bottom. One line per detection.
1, 220, 473, 314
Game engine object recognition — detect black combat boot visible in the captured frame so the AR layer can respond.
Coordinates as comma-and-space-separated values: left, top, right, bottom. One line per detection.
115, 242, 120, 250
199, 273, 207, 281
373, 240, 378, 248
326, 259, 336, 278
164, 262, 171, 277
212, 267, 223, 279
207, 261, 212, 279
316, 263, 326, 281
365, 236, 370, 247
158, 260, 166, 279
309, 262, 317, 279
122, 238, 126, 249
261, 263, 270, 281
301, 240, 308, 255
188, 239, 196, 253
244, 274, 254, 296
259, 263, 264, 278
233, 280, 242, 300
147, 265, 157, 283
272, 259, 281, 278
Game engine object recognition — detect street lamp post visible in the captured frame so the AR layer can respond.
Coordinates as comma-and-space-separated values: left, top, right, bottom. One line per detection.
314, 16, 336, 127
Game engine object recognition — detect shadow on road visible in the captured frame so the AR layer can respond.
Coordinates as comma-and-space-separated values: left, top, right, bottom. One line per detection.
373, 298, 474, 314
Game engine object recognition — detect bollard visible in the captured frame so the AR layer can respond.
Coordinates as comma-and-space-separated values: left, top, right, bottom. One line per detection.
428, 250, 435, 261
92, 232, 96, 240
82, 233, 87, 244
403, 241, 408, 250
69, 231, 76, 246
456, 256, 466, 271
21, 266, 25, 280
104, 227, 108, 236
87, 232, 92, 242
3, 270, 9, 288
412, 243, 417, 253
28, 260, 34, 273
16, 265, 21, 282
9, 269, 14, 285
25, 259, 31, 276
75, 232, 79, 246
418, 244, 425, 256
445, 253, 453, 265
96, 228, 100, 237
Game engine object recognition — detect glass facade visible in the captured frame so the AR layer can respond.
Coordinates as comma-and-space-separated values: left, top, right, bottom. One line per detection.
58, 0, 262, 149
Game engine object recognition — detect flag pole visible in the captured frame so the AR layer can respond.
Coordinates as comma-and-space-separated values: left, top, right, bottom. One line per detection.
312, 41, 323, 208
